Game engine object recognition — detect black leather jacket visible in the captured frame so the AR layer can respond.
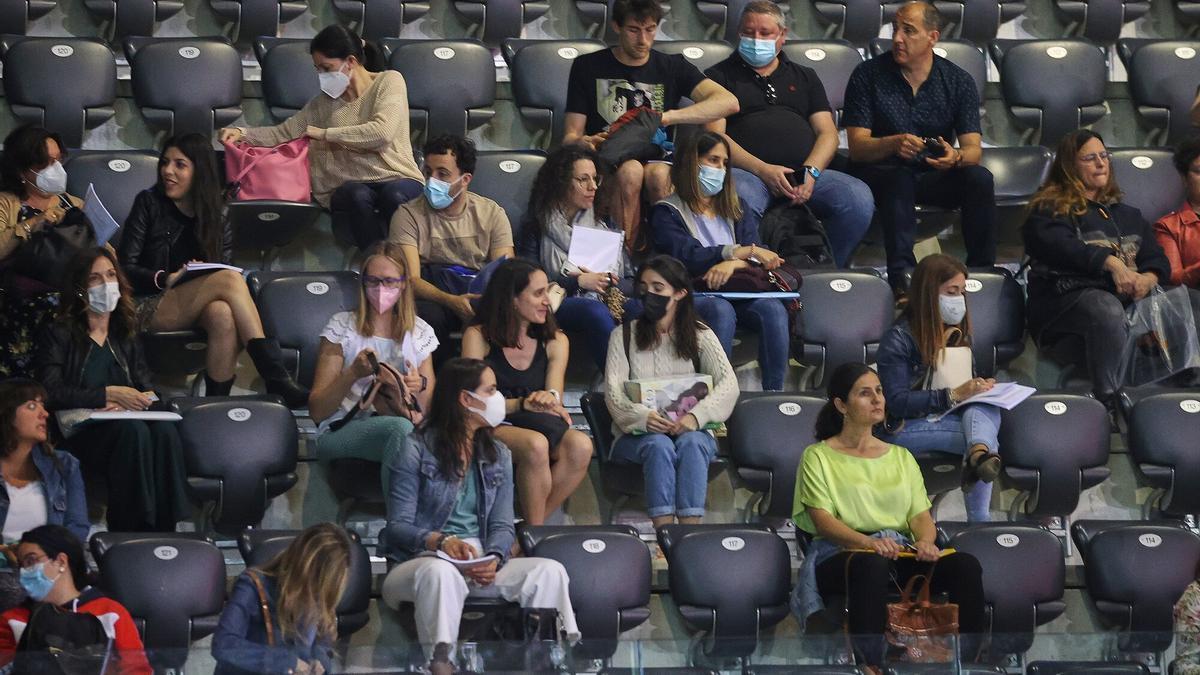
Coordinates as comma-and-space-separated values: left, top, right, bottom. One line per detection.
116, 186, 233, 296
35, 322, 154, 410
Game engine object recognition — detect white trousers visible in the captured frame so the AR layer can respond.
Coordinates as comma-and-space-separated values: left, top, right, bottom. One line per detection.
381, 542, 580, 653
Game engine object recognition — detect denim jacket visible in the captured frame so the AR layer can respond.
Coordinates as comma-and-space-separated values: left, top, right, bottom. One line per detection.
379, 428, 515, 565
212, 572, 333, 675
0, 445, 89, 542
875, 320, 967, 422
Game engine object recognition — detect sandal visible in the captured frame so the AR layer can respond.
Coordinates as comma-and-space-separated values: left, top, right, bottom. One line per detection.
967, 447, 1001, 484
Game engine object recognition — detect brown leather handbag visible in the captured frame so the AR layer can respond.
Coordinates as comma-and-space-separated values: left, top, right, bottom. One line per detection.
885, 565, 959, 662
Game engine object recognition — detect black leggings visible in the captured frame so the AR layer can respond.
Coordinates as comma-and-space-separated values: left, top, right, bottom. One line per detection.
815, 551, 987, 665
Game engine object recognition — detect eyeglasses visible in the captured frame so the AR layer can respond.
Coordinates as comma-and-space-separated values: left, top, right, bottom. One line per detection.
363, 275, 406, 288
18, 553, 48, 569
572, 175, 602, 189
1079, 151, 1112, 163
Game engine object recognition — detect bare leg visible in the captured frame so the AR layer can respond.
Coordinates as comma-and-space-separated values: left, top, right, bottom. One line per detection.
643, 162, 674, 203
197, 301, 238, 381
494, 426, 553, 525
678, 516, 702, 524
615, 160, 645, 246
651, 515, 675, 528
150, 270, 265, 345
543, 429, 592, 517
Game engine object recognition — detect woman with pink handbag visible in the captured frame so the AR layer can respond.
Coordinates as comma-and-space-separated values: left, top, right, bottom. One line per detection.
218, 24, 423, 250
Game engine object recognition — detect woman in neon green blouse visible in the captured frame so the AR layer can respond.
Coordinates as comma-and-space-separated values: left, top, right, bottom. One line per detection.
791, 362, 987, 668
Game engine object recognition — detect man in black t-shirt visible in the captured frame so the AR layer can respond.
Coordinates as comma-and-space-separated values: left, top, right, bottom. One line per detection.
564, 0, 738, 246
705, 0, 874, 268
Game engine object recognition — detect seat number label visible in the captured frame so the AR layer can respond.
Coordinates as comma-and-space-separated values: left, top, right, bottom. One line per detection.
721, 537, 745, 551
228, 408, 252, 422
581, 539, 606, 553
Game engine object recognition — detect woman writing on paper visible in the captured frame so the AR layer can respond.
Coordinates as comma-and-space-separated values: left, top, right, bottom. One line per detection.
874, 254, 1001, 523
35, 248, 188, 533
792, 362, 986, 668
118, 133, 307, 407
379, 358, 578, 674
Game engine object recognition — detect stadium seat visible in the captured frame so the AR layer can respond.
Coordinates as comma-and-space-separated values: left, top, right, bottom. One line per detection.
939, 522, 1066, 659
381, 39, 496, 142
932, 0, 1024, 45
812, 0, 897, 47
454, 0, 549, 46
91, 533, 225, 671
870, 38, 986, 103
1072, 520, 1200, 654
655, 40, 735, 79
990, 39, 1106, 147
978, 145, 1053, 240
1026, 664, 1150, 674
504, 38, 607, 147
175, 397, 299, 534
998, 393, 1111, 527
886, 666, 1007, 675
332, 0, 429, 40
84, 0, 183, 38
238, 529, 373, 638
0, 37, 117, 150
519, 525, 652, 663
795, 270, 894, 389
1108, 147, 1185, 223
657, 525, 790, 659
691, 0, 753, 43
254, 37, 321, 122
1126, 391, 1200, 518
1054, 0, 1148, 45
124, 37, 243, 138
141, 329, 210, 394
1117, 39, 1200, 145
726, 392, 823, 522
227, 199, 322, 270
0, 0, 54, 35
962, 267, 1025, 377
209, 0, 306, 44
575, 0, 608, 30
781, 40, 864, 125
471, 150, 546, 244
64, 150, 159, 232
1177, 0, 1200, 31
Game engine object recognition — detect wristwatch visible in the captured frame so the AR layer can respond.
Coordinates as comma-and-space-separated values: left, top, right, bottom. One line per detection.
803, 165, 821, 180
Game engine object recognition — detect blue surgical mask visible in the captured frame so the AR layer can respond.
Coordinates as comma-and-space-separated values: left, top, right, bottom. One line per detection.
698, 165, 726, 197
424, 176, 463, 210
20, 562, 58, 601
738, 36, 778, 68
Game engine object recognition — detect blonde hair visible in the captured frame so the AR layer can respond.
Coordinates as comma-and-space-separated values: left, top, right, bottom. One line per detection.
259, 523, 352, 642
355, 241, 416, 338
1028, 129, 1123, 220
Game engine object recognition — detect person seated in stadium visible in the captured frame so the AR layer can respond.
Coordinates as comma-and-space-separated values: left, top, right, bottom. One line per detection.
389, 135, 515, 367
792, 362, 986, 668
219, 24, 423, 250
1024, 129, 1200, 405
650, 132, 791, 391
0, 126, 84, 379
0, 379, 87, 543
705, 0, 873, 268
380, 357, 579, 674
308, 242, 437, 492
35, 247, 188, 533
0, 525, 150, 673
461, 259, 593, 526
603, 255, 737, 527
844, 1, 995, 302
874, 254, 1001, 523
213, 523, 351, 675
117, 134, 308, 408
1175, 573, 1200, 674
1155, 136, 1200, 287
563, 0, 739, 248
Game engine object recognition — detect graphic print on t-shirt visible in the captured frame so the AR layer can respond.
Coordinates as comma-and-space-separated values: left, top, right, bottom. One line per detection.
598, 79, 666, 126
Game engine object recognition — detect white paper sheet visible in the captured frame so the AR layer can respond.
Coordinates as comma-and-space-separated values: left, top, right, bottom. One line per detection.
172, 262, 244, 288
567, 225, 623, 275
83, 183, 120, 246
933, 382, 1036, 420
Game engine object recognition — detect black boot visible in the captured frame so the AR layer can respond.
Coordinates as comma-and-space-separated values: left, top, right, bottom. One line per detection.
245, 337, 309, 408
203, 373, 234, 397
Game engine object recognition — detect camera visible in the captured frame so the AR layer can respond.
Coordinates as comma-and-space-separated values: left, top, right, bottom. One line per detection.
923, 137, 946, 158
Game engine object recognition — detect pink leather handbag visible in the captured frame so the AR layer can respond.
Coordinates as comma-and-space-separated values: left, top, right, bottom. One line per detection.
223, 138, 312, 202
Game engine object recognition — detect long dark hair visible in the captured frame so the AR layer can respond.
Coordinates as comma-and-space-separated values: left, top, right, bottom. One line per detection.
473, 259, 558, 348
1, 125, 67, 199
58, 247, 138, 339
0, 379, 48, 458
310, 24, 384, 72
525, 144, 605, 238
422, 358, 498, 479
158, 133, 225, 262
903, 253, 971, 367
19, 525, 88, 590
814, 362, 876, 440
634, 255, 701, 362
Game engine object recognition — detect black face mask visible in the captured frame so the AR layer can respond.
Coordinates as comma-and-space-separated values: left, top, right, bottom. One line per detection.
639, 292, 671, 322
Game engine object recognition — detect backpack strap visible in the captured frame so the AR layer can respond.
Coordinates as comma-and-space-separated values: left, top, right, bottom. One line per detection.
246, 570, 275, 647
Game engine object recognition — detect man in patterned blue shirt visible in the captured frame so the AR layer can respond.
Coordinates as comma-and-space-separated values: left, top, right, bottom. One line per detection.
843, 1, 995, 300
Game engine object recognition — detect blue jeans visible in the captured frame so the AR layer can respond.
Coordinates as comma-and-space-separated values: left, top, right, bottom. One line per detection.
699, 296, 790, 390
733, 167, 874, 268
880, 404, 1001, 522
609, 431, 717, 518
331, 178, 424, 249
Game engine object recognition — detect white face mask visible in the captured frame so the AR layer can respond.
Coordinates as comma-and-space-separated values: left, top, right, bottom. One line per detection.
87, 280, 120, 314
318, 62, 351, 99
30, 161, 68, 195
939, 293, 967, 325
466, 390, 505, 428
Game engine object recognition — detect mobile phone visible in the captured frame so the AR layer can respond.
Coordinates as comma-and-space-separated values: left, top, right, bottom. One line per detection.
786, 170, 805, 187
367, 352, 380, 375
924, 137, 946, 158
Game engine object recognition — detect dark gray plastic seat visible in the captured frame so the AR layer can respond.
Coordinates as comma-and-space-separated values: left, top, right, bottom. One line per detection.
382, 39, 496, 142
124, 37, 243, 138
471, 150, 545, 244
454, 0, 549, 46
1127, 391, 1200, 518
870, 38, 986, 102
932, 0, 1024, 44
727, 392, 823, 521
84, 0, 183, 37
979, 145, 1054, 241
1178, 0, 1200, 30
64, 150, 159, 231
795, 270, 894, 389
254, 37, 322, 122
812, 0, 897, 47
504, 38, 606, 146
1117, 39, 1200, 145
209, 0, 306, 43
655, 40, 735, 79
228, 200, 322, 270
691, 0, 754, 44
1026, 663, 1150, 674
1108, 147, 1185, 224
0, 0, 54, 35
1054, 0, 1149, 44
962, 267, 1025, 377
332, 0, 429, 40
0, 37, 116, 149
781, 40, 864, 125
990, 39, 1107, 147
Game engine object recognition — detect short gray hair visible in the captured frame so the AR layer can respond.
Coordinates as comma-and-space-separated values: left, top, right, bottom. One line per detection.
740, 0, 787, 30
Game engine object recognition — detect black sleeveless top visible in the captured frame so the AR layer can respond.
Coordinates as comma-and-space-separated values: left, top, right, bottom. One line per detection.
485, 337, 548, 399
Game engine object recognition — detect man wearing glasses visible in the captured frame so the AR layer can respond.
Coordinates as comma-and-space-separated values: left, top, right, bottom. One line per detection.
844, 1, 996, 303
704, 0, 873, 268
